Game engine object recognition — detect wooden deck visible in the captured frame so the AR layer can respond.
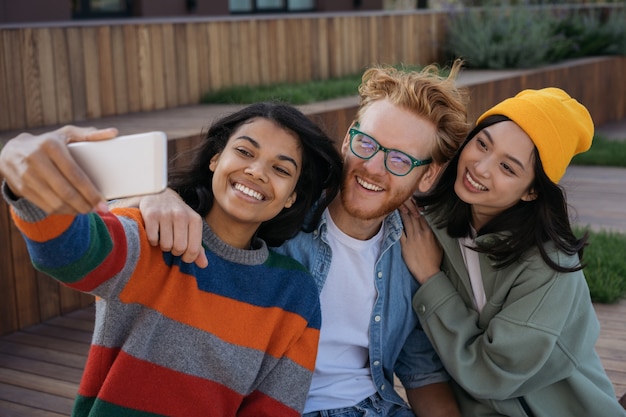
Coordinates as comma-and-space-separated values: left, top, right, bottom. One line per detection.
0, 300, 624, 416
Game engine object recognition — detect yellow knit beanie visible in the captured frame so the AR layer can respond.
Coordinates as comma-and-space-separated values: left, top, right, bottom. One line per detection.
477, 87, 594, 183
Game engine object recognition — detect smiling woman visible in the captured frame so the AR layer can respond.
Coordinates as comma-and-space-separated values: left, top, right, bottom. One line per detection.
401, 88, 626, 417
0, 102, 343, 416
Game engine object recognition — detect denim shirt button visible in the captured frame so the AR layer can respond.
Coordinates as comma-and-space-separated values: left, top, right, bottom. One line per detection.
373, 360, 380, 366
374, 315, 381, 322
416, 304, 426, 314
380, 384, 385, 390
377, 271, 382, 278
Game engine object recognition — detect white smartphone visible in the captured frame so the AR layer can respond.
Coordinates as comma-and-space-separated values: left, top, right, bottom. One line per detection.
68, 131, 168, 200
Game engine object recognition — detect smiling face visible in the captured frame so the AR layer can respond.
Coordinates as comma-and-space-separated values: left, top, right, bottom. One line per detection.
336, 99, 439, 226
206, 118, 301, 245
454, 120, 538, 230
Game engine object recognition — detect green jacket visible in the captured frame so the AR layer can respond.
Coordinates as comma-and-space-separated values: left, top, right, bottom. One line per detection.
412, 217, 625, 417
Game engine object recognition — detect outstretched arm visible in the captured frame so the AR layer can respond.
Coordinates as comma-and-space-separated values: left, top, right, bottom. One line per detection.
0, 125, 117, 214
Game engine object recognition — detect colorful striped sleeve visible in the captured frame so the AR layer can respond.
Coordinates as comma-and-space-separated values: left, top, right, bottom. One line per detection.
11, 204, 130, 291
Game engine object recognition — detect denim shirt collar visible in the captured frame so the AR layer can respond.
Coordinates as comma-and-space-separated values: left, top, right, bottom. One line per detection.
313, 209, 403, 252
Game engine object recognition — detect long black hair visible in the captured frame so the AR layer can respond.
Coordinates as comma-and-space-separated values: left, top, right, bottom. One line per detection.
414, 115, 587, 272
168, 102, 343, 246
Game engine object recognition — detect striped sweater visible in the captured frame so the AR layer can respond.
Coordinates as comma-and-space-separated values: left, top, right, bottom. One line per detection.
9, 198, 321, 417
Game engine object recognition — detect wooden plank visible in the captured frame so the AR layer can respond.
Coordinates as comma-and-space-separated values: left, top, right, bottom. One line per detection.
197, 23, 211, 94
161, 23, 178, 108
64, 304, 95, 321
0, 340, 87, 369
1, 29, 26, 130
0, 201, 18, 336
0, 399, 66, 417
21, 28, 44, 128
240, 19, 258, 86
65, 27, 87, 123
9, 220, 40, 330
22, 324, 92, 345
228, 21, 243, 86
0, 382, 74, 415
35, 28, 58, 127
174, 23, 190, 105
0, 353, 84, 383
0, 31, 11, 131
50, 28, 73, 125
257, 20, 272, 85
97, 26, 116, 117
150, 24, 166, 110
81, 27, 101, 120
3, 332, 89, 356
206, 22, 222, 91
110, 25, 129, 115
58, 284, 84, 315
0, 367, 79, 398
273, 19, 288, 82
44, 315, 94, 333
137, 24, 154, 111
123, 24, 141, 113
35, 270, 61, 322
184, 23, 200, 103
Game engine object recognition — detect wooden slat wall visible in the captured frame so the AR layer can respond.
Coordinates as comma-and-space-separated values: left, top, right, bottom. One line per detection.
2, 4, 621, 133
465, 57, 626, 128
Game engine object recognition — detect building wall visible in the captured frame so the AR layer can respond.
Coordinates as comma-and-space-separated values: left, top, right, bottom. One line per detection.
0, 0, 71, 23
137, 0, 229, 17
0, 0, 382, 24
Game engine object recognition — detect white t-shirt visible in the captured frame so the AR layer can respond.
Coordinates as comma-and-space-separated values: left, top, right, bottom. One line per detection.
304, 209, 383, 412
459, 235, 486, 312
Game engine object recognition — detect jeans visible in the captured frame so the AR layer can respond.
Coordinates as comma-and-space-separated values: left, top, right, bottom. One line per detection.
302, 392, 414, 417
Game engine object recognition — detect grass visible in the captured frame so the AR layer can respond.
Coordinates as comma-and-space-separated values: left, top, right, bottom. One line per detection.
576, 227, 626, 303
200, 74, 363, 105
572, 135, 626, 167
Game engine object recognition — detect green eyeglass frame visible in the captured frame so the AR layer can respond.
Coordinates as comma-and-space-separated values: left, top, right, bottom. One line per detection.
348, 126, 433, 176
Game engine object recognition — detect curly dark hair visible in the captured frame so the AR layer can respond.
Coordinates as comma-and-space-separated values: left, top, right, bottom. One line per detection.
168, 102, 343, 246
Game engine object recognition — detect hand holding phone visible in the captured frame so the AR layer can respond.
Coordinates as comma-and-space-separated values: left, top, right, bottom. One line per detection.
68, 131, 168, 200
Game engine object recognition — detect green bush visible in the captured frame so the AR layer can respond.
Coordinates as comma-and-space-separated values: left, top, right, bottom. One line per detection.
445, 8, 554, 69
576, 227, 626, 303
446, 6, 626, 69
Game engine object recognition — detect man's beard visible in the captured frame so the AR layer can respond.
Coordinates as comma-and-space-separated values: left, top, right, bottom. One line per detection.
339, 170, 414, 221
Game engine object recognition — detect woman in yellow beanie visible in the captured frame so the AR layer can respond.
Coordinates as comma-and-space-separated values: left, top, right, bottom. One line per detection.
401, 87, 626, 417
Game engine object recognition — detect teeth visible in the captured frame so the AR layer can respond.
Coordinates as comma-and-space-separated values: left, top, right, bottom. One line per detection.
234, 183, 264, 200
466, 172, 487, 191
357, 177, 383, 191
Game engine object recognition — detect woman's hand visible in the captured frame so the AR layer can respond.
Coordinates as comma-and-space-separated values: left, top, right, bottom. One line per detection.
137, 189, 208, 268
0, 125, 117, 214
399, 198, 443, 285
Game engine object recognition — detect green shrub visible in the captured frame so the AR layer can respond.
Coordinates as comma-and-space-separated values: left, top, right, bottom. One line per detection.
576, 227, 626, 303
549, 9, 626, 60
445, 6, 626, 69
445, 7, 553, 69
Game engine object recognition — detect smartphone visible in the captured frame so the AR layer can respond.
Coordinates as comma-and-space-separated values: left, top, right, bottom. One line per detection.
68, 131, 168, 200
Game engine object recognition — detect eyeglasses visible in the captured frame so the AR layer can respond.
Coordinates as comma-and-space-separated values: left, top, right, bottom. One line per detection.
348, 127, 432, 176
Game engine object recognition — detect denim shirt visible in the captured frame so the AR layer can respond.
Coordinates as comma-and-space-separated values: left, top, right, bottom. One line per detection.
274, 210, 448, 406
